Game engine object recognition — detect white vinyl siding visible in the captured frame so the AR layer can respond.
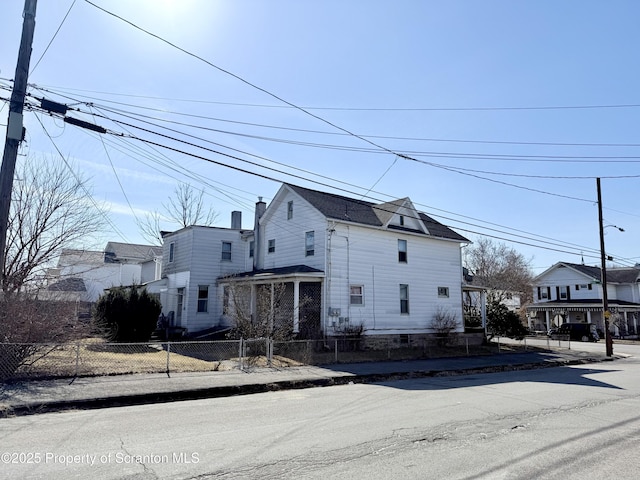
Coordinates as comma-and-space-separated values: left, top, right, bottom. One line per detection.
326, 223, 463, 334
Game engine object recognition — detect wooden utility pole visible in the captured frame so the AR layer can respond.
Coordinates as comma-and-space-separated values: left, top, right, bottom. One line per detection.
597, 178, 613, 357
0, 0, 38, 279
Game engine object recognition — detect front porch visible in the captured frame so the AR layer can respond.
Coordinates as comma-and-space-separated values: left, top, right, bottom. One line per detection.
219, 265, 324, 339
526, 300, 640, 337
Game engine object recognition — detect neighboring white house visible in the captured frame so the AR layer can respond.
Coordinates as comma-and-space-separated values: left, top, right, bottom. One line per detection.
217, 184, 471, 343
526, 261, 640, 336
46, 242, 162, 304
158, 211, 252, 334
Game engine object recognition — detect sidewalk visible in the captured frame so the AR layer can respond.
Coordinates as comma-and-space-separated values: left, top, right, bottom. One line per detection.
0, 349, 618, 417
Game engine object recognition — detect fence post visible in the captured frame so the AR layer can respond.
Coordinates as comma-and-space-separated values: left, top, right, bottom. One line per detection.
334, 339, 338, 363
75, 342, 80, 377
497, 336, 501, 353
267, 338, 272, 367
166, 341, 171, 378
239, 338, 244, 371
524, 336, 527, 351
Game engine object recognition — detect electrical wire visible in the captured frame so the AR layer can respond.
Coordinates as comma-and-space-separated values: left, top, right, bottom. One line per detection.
30, 0, 77, 74
29, 98, 634, 264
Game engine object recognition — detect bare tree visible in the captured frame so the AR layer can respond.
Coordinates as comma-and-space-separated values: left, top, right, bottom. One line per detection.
2, 157, 107, 294
225, 281, 296, 341
464, 237, 534, 305
139, 183, 218, 245
0, 157, 106, 377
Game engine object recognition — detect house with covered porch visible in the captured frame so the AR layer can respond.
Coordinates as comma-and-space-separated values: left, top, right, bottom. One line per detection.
526, 262, 640, 337
218, 183, 471, 344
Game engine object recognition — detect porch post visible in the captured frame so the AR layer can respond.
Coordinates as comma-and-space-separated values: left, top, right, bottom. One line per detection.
269, 283, 275, 334
545, 310, 550, 330
480, 290, 487, 330
587, 310, 592, 324
293, 280, 300, 333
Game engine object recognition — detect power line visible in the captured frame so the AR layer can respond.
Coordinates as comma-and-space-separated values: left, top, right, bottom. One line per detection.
27, 80, 640, 112
30, 0, 76, 74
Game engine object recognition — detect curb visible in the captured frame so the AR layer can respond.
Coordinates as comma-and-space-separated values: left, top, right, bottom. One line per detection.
0, 356, 613, 418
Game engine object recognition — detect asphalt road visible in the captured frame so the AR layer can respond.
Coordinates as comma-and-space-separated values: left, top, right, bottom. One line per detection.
2, 357, 640, 479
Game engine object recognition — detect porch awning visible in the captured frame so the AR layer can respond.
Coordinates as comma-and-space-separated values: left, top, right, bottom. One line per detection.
219, 265, 324, 284
527, 301, 640, 313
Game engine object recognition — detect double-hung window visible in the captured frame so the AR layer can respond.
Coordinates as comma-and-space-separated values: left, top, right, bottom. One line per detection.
197, 285, 209, 313
221, 241, 232, 261
305, 231, 315, 256
398, 239, 407, 263
268, 239, 276, 253
350, 285, 364, 305
400, 284, 409, 314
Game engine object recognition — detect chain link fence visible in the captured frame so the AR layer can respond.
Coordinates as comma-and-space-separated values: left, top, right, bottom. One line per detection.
0, 340, 242, 381
1, 334, 529, 382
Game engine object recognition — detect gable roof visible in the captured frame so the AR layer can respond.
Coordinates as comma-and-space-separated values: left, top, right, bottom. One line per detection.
104, 242, 162, 263
286, 184, 469, 242
47, 277, 87, 292
536, 261, 640, 284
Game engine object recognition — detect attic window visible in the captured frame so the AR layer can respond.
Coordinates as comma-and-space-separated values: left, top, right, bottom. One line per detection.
399, 215, 405, 226
287, 201, 293, 220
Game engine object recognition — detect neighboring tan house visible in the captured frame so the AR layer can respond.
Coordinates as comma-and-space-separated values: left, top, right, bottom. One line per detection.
218, 183, 471, 343
526, 261, 640, 336
46, 242, 162, 304
158, 211, 252, 334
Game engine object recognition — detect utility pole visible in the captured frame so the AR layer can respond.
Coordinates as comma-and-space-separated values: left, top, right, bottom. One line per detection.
597, 178, 613, 357
0, 0, 38, 280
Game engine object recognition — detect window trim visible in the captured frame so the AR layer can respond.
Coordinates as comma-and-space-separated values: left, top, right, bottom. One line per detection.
221, 241, 232, 261
287, 201, 293, 220
197, 285, 209, 313
398, 239, 407, 263
168, 242, 175, 263
305, 231, 315, 257
437, 286, 449, 298
268, 239, 276, 253
400, 284, 409, 314
350, 285, 364, 306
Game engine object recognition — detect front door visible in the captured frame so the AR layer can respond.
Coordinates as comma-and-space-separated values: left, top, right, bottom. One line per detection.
176, 288, 184, 326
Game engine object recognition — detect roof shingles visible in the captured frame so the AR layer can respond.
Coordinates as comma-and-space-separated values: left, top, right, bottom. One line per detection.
287, 184, 468, 242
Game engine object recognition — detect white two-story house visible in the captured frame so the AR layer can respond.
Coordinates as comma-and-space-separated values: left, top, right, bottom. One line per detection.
159, 211, 253, 334
218, 183, 470, 344
526, 261, 640, 336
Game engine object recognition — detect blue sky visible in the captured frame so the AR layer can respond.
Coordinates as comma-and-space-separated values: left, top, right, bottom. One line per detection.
1, 0, 639, 274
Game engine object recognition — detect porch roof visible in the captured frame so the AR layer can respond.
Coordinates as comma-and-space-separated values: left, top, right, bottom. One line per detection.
219, 264, 324, 283
527, 299, 640, 312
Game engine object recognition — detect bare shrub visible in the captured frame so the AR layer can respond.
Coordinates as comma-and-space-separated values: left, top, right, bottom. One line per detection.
430, 307, 459, 346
